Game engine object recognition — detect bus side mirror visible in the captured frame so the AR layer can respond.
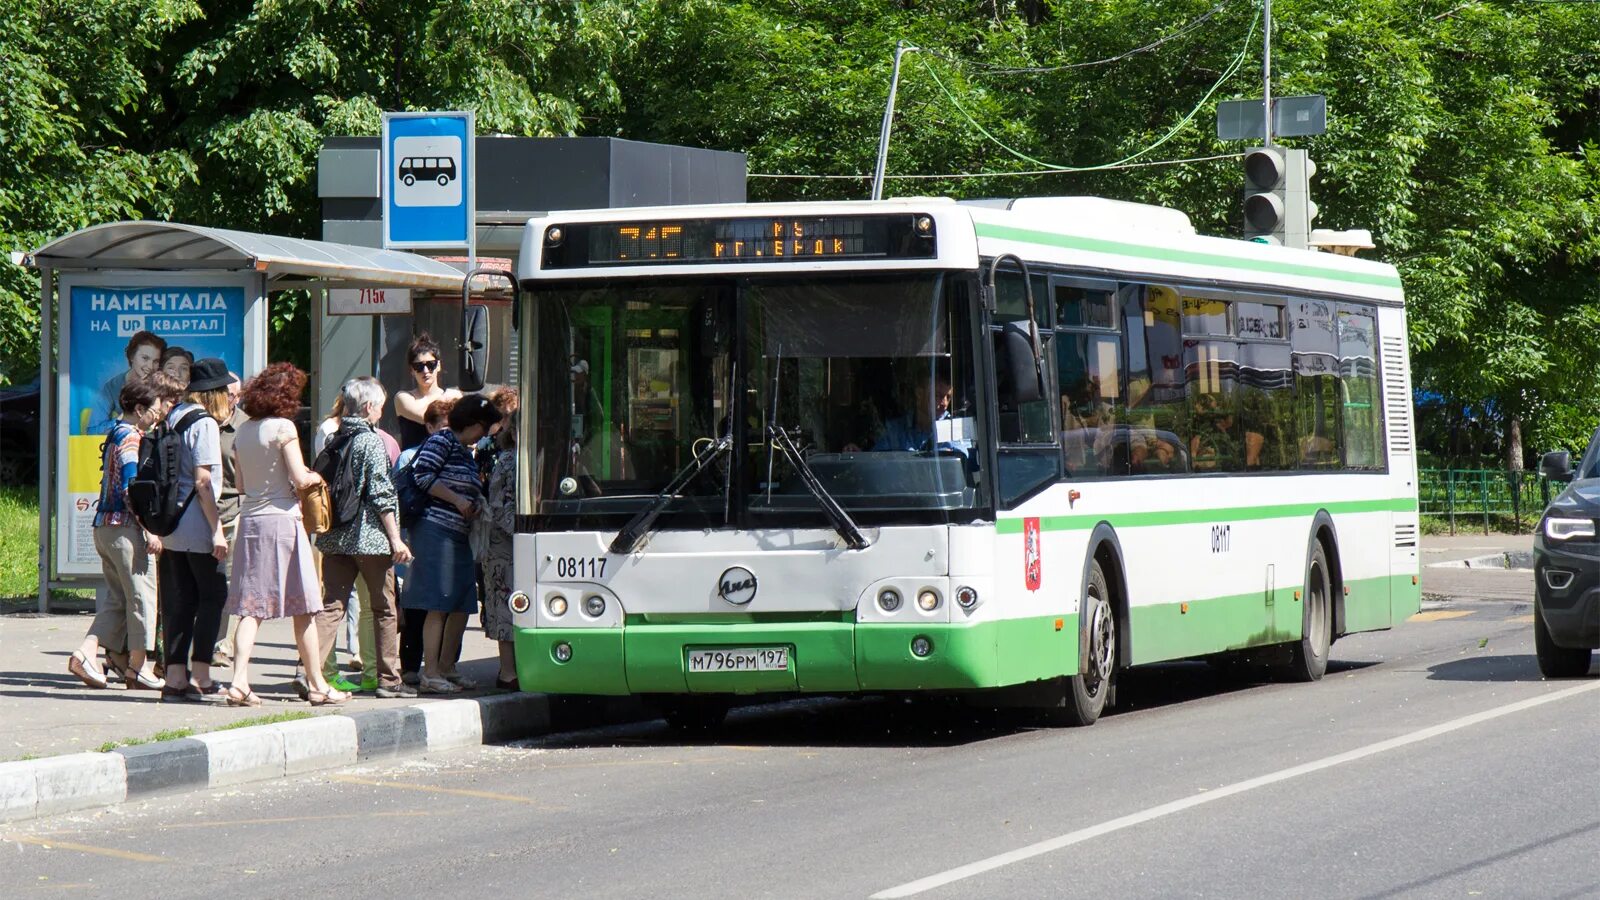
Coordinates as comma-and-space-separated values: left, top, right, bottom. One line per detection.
460, 303, 489, 392
996, 322, 1043, 406
1539, 450, 1573, 483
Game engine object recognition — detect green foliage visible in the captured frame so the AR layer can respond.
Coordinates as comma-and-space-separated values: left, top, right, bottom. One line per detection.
0, 0, 1594, 462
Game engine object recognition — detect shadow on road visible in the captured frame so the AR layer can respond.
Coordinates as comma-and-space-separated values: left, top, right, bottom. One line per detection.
532, 656, 1385, 751
1428, 653, 1597, 682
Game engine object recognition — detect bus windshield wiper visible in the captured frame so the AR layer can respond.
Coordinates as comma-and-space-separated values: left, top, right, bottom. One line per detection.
609, 435, 732, 554
766, 423, 870, 550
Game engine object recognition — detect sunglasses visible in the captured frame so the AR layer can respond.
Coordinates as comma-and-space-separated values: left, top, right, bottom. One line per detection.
411, 359, 440, 374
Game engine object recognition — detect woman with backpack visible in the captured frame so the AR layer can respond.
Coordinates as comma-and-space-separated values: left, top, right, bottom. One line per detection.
223, 363, 349, 707
68, 376, 174, 691
314, 377, 414, 699
401, 394, 502, 694
155, 358, 236, 702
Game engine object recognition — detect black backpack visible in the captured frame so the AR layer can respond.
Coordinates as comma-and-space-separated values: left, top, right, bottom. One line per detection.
393, 454, 429, 529
313, 424, 369, 529
128, 408, 207, 537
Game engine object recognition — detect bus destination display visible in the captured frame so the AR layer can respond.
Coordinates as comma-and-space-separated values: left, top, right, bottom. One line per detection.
542, 215, 936, 268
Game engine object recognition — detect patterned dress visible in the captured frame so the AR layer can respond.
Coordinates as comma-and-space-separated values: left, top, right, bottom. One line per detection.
476, 447, 517, 641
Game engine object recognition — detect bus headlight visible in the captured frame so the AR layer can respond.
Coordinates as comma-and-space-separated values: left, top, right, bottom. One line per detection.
546, 226, 564, 246
878, 588, 902, 613
910, 636, 933, 658
509, 591, 531, 614
547, 594, 568, 617
955, 586, 979, 609
552, 642, 573, 663
583, 595, 607, 618
917, 589, 940, 611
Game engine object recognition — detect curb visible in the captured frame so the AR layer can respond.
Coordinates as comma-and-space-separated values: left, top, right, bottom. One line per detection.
0, 692, 632, 824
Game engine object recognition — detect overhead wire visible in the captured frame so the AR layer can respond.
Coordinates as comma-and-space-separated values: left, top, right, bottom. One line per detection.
747, 152, 1244, 180
910, 1, 1261, 174
925, 0, 1238, 76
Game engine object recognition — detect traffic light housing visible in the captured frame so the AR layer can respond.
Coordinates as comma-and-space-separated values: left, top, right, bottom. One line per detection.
1242, 146, 1316, 248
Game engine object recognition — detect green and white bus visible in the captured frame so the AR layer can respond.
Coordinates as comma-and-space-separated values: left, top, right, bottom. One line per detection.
508, 196, 1420, 726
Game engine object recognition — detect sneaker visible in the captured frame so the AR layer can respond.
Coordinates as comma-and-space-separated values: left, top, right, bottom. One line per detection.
417, 675, 460, 694
326, 674, 362, 693
401, 670, 420, 686
376, 683, 419, 699
358, 677, 379, 693
442, 672, 479, 690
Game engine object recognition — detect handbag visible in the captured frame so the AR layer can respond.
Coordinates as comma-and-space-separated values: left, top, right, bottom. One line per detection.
297, 480, 332, 535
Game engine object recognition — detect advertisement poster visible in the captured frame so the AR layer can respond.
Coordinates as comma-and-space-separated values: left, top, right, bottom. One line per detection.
56, 275, 250, 575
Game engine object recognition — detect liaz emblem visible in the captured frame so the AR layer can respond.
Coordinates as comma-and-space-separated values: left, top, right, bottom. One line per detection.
1024, 517, 1042, 592
717, 566, 758, 605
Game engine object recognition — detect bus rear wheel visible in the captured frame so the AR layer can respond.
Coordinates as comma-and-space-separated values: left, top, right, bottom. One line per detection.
1052, 559, 1115, 726
1282, 542, 1332, 682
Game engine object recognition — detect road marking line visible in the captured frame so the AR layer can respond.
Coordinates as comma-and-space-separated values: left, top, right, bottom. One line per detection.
871, 680, 1600, 899
1408, 610, 1474, 622
2, 834, 168, 863
327, 775, 560, 808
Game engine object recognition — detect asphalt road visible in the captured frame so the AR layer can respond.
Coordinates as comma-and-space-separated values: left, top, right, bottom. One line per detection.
4, 592, 1596, 899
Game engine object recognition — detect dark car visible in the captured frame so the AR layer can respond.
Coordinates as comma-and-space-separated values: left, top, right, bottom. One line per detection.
1533, 426, 1600, 677
0, 378, 41, 486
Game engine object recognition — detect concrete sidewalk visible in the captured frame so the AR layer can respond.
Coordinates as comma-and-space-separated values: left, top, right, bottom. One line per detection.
1419, 531, 1536, 603
0, 611, 513, 762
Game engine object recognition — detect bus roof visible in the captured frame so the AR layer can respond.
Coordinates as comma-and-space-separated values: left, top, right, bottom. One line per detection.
518, 197, 1403, 305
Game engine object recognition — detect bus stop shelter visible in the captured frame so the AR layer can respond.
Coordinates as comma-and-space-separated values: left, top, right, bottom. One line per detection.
27, 222, 470, 612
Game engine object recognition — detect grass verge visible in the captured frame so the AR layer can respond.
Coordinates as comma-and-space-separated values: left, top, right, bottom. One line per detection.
91, 711, 319, 753
0, 485, 95, 608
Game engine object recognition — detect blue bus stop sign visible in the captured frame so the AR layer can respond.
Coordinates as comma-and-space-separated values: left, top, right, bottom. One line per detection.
382, 111, 474, 249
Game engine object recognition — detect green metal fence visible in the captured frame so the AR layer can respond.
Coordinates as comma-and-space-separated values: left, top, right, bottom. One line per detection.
1418, 468, 1551, 534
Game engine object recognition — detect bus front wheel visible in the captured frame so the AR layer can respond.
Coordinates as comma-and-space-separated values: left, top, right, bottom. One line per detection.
402, 174, 416, 186
1054, 559, 1115, 726
1282, 541, 1333, 682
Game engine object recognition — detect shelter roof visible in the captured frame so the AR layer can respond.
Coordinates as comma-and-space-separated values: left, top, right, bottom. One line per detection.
30, 221, 466, 291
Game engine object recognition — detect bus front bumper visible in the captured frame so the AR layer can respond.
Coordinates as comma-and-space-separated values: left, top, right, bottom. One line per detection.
514, 616, 1074, 696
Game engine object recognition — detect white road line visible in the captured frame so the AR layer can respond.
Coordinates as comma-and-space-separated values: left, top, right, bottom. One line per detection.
871, 680, 1600, 899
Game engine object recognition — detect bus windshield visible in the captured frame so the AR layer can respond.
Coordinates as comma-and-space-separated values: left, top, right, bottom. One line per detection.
531, 273, 985, 529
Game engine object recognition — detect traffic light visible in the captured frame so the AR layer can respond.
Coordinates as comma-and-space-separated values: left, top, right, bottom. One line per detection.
1242, 146, 1316, 248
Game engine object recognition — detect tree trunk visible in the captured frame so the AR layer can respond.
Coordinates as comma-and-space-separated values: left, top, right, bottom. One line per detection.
1506, 413, 1523, 472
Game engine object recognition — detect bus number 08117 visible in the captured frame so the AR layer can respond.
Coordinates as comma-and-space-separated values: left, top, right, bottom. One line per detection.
554, 557, 607, 578
1211, 525, 1231, 554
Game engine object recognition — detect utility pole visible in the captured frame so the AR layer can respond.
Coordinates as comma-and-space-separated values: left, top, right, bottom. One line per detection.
872, 42, 918, 201
1262, 0, 1272, 147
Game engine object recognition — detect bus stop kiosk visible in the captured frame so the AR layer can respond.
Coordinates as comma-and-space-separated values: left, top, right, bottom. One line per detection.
26, 223, 470, 612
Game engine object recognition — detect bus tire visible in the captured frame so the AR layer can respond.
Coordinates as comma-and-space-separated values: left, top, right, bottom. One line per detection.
402, 174, 416, 186
437, 174, 450, 186
1055, 559, 1115, 726
658, 695, 732, 732
1283, 541, 1333, 682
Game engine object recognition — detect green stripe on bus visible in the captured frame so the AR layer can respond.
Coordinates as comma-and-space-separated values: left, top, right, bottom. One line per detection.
995, 496, 1417, 534
974, 222, 1404, 289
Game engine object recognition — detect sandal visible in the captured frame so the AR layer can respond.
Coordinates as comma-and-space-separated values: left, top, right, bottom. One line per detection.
307, 688, 351, 707
160, 684, 197, 703
192, 681, 226, 699
225, 686, 262, 707
104, 651, 130, 684
68, 650, 108, 689
126, 669, 164, 690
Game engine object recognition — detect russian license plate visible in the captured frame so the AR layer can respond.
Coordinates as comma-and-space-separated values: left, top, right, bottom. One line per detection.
687, 647, 789, 673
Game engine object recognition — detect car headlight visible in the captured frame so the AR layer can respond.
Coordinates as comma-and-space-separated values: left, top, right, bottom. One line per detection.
1545, 517, 1597, 541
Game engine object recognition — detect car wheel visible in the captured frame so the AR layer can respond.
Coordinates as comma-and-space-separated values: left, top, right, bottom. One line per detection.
1534, 598, 1593, 678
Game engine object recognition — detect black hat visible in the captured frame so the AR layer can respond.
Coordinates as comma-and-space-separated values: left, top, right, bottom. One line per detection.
187, 358, 237, 392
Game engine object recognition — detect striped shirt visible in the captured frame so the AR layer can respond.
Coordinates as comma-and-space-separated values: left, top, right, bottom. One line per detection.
410, 429, 483, 535
93, 422, 142, 528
